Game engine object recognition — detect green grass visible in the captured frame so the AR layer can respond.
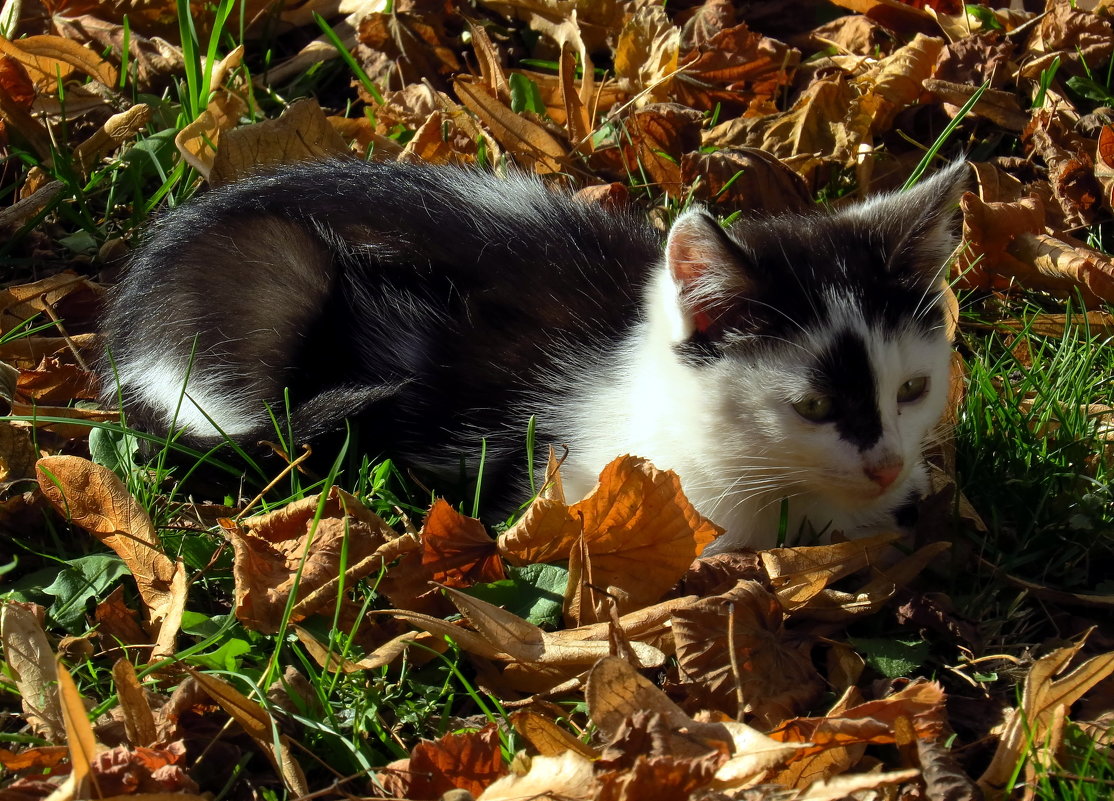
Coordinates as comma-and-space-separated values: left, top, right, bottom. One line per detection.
955, 301, 1113, 594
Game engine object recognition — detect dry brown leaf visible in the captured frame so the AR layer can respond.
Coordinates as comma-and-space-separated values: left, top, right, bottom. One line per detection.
57, 658, 98, 795
510, 709, 597, 758
923, 79, 1028, 131
598, 752, 724, 799
957, 191, 1045, 289
16, 355, 98, 402
0, 272, 103, 336
1097, 124, 1114, 209
454, 76, 567, 173
1019, 1, 1114, 82
187, 669, 309, 797
759, 532, 903, 610
0, 421, 36, 483
8, 401, 118, 439
825, 0, 939, 35
792, 541, 951, 623
673, 19, 799, 114
856, 32, 943, 134
673, 579, 823, 727
585, 656, 801, 783
231, 486, 395, 633
383, 724, 506, 800
703, 74, 863, 174
53, 14, 184, 92
112, 658, 157, 748
680, 147, 812, 214
769, 680, 946, 787
0, 178, 64, 233
979, 643, 1114, 798
613, 4, 678, 103
0, 745, 69, 771
0, 33, 117, 89
420, 498, 504, 587
498, 455, 720, 619
94, 586, 149, 661
918, 737, 981, 801
983, 311, 1114, 339
72, 103, 152, 176
793, 768, 922, 800
468, 20, 510, 102
0, 602, 64, 741
35, 456, 184, 659
800, 14, 893, 56
355, 10, 461, 88
477, 749, 598, 801
438, 584, 665, 669
211, 97, 354, 186
599, 103, 702, 195
401, 106, 503, 165
0, 331, 95, 369
85, 743, 200, 795
959, 191, 1114, 302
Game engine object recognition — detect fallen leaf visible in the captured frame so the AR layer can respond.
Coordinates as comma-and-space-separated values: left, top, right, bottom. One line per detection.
0, 33, 117, 89
760, 532, 903, 610
35, 455, 185, 660
855, 32, 943, 134
0, 602, 64, 741
16, 355, 99, 402
210, 97, 353, 186
769, 679, 947, 787
231, 486, 395, 633
673, 579, 823, 727
0, 421, 36, 483
680, 147, 812, 214
613, 4, 679, 104
420, 498, 505, 587
510, 709, 597, 758
187, 669, 309, 797
978, 641, 1114, 798
595, 103, 703, 195
477, 749, 597, 801
498, 455, 720, 620
455, 76, 567, 173
87, 743, 200, 794
673, 19, 800, 114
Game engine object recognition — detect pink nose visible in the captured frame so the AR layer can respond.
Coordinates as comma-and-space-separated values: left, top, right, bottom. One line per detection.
865, 461, 903, 489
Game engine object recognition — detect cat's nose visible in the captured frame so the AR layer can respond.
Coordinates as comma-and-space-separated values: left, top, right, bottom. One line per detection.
865, 460, 903, 489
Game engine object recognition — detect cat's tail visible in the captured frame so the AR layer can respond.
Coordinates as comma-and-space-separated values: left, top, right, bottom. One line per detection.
99, 213, 343, 447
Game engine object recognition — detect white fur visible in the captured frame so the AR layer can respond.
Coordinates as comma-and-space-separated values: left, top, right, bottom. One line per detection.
557, 264, 951, 552
115, 351, 264, 439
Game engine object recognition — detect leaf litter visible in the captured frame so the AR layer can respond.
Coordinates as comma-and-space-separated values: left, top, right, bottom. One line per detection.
2, 0, 1114, 799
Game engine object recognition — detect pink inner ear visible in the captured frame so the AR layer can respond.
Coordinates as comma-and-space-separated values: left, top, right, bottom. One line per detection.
666, 215, 729, 335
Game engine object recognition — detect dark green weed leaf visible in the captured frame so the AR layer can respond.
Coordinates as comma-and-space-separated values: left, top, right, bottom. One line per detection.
43, 554, 129, 633
509, 72, 546, 115
466, 563, 568, 627
851, 636, 931, 679
88, 425, 141, 480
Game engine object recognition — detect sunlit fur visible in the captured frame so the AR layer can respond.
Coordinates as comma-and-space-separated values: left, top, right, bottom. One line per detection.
101, 159, 965, 551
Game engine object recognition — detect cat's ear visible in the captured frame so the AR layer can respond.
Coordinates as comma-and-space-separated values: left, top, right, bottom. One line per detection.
664, 208, 753, 339
845, 161, 970, 284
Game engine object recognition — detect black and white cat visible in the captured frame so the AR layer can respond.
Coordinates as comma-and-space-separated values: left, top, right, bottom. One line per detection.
101, 159, 966, 551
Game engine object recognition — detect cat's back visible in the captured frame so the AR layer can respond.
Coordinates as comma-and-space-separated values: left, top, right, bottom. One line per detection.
101, 159, 662, 453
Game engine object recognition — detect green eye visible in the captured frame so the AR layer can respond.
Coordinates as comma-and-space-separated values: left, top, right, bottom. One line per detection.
793, 394, 834, 422
897, 376, 928, 403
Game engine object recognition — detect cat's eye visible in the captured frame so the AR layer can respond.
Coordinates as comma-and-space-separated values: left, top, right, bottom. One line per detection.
793, 394, 834, 422
897, 376, 928, 403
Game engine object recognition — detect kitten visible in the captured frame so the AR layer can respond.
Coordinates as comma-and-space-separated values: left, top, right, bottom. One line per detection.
100, 159, 966, 551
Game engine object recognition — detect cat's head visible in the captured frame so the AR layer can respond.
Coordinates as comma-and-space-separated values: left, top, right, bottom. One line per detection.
658, 162, 968, 517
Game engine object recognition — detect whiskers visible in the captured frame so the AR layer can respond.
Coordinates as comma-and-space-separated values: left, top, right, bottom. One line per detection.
680, 462, 812, 524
